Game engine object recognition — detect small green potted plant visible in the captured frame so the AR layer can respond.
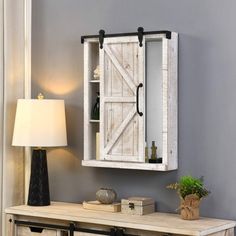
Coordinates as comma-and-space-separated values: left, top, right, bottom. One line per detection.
167, 175, 210, 220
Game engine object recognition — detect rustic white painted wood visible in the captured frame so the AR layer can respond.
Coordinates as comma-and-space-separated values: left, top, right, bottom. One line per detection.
121, 203, 155, 215
100, 36, 145, 162
84, 39, 100, 161
17, 226, 60, 236
162, 39, 168, 166
5, 202, 236, 236
90, 80, 100, 83
145, 33, 178, 171
84, 41, 91, 161
138, 37, 145, 161
83, 33, 178, 171
82, 160, 168, 171
167, 32, 178, 170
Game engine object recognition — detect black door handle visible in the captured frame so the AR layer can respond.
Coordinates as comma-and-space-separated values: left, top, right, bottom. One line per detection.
136, 83, 143, 116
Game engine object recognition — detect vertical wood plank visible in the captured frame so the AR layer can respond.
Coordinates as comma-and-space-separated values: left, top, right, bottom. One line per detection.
138, 39, 145, 162
132, 43, 139, 156
110, 44, 123, 155
167, 33, 178, 170
99, 43, 105, 160
122, 42, 135, 156
104, 54, 112, 149
84, 42, 91, 161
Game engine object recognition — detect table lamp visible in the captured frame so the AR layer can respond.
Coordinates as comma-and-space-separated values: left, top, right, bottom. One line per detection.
12, 94, 67, 206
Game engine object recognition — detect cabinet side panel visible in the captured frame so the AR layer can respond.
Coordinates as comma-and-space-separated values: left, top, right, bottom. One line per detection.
167, 33, 178, 170
84, 42, 91, 160
110, 44, 123, 155
162, 39, 168, 166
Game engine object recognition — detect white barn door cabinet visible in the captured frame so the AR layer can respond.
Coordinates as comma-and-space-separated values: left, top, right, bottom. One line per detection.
82, 29, 178, 171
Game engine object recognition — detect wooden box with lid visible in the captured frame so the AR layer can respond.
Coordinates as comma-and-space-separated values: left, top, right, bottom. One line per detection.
121, 197, 155, 215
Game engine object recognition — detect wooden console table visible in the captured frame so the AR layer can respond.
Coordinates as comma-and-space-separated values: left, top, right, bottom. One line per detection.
5, 202, 236, 236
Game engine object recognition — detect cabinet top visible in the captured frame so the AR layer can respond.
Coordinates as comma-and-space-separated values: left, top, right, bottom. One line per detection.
5, 202, 235, 236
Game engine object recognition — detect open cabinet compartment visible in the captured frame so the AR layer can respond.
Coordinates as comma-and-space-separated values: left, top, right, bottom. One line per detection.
83, 31, 178, 171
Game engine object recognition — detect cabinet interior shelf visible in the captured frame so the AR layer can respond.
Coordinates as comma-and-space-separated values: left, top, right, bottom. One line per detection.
82, 160, 170, 171
90, 119, 100, 123
90, 80, 100, 83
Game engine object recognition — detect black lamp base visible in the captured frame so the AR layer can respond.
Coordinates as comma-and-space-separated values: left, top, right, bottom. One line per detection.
28, 149, 50, 206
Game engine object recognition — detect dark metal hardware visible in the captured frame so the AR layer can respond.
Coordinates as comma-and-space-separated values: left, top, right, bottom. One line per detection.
110, 228, 116, 236
99, 29, 105, 49
69, 223, 75, 236
129, 202, 135, 210
81, 28, 172, 44
136, 83, 143, 116
14, 220, 137, 236
116, 228, 125, 236
111, 228, 137, 236
137, 27, 144, 47
30, 227, 44, 233
165, 31, 171, 39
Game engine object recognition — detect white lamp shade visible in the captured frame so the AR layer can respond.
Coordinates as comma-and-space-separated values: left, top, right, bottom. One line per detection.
12, 99, 67, 147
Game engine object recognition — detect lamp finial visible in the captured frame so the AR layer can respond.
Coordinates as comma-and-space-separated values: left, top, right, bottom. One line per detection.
37, 93, 44, 99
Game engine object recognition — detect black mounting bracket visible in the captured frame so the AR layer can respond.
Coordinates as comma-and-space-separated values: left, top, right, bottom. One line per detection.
99, 29, 105, 49
137, 27, 144, 47
165, 31, 171, 39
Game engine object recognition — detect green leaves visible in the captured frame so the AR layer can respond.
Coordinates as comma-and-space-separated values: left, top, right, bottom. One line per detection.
167, 175, 210, 199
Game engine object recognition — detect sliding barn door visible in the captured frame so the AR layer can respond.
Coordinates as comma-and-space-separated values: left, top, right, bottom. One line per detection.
100, 36, 145, 162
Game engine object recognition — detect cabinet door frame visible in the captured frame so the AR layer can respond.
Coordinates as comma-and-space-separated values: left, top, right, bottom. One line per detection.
100, 36, 145, 162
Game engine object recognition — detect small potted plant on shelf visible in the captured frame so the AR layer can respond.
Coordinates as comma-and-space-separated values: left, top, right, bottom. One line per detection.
167, 175, 210, 220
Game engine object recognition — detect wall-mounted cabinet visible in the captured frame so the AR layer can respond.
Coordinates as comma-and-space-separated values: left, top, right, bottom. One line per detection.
83, 30, 178, 171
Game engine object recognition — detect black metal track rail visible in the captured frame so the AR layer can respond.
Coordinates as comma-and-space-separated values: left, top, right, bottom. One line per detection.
81, 27, 172, 46
14, 220, 138, 236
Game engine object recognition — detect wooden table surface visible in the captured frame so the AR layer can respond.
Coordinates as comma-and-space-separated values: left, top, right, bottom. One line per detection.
5, 202, 236, 236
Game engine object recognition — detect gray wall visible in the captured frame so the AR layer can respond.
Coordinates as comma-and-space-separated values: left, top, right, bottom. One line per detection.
32, 0, 236, 220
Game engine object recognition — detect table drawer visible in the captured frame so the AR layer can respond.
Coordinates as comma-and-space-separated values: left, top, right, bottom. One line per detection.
16, 226, 61, 236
